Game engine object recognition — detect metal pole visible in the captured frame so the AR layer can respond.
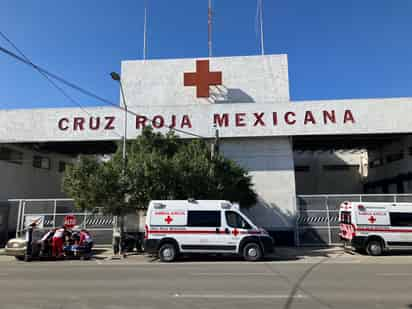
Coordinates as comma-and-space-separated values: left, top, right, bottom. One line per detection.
83, 209, 87, 229
208, 0, 212, 57
119, 81, 127, 168
15, 200, 22, 238
119, 79, 128, 256
143, 0, 147, 60
295, 212, 300, 247
258, 0, 265, 55
52, 200, 57, 229
325, 196, 332, 246
20, 200, 26, 236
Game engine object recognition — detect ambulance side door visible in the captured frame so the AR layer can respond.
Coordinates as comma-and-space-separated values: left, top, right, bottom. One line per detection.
220, 211, 253, 252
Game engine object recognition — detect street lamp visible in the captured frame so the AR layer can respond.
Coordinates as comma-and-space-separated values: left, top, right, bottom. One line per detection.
110, 72, 127, 170
110, 71, 128, 257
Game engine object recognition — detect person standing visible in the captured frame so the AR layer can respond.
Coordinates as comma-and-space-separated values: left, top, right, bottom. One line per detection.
39, 229, 55, 257
52, 226, 66, 258
79, 229, 93, 252
24, 221, 37, 262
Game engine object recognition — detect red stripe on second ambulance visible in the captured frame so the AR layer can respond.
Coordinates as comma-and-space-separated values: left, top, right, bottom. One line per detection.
356, 227, 412, 233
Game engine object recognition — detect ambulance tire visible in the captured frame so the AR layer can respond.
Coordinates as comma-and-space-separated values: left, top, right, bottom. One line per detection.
366, 239, 383, 256
159, 243, 178, 262
242, 242, 262, 262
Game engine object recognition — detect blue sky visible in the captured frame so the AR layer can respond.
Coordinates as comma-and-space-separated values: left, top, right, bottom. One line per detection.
0, 0, 411, 109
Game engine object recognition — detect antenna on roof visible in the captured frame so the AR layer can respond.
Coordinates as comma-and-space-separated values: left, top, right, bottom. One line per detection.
143, 0, 148, 60
208, 0, 213, 57
256, 0, 265, 55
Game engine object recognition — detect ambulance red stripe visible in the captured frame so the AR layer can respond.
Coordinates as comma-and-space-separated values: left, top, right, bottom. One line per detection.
356, 227, 412, 233
147, 229, 263, 235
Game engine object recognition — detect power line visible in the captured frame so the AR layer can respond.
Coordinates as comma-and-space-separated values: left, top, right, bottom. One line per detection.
0, 31, 123, 139
0, 43, 206, 139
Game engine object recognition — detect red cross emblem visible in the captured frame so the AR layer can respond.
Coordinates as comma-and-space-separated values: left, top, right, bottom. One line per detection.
368, 216, 376, 224
184, 60, 222, 98
232, 228, 239, 237
164, 216, 173, 224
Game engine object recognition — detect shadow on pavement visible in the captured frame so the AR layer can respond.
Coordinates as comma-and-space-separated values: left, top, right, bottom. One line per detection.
171, 253, 302, 263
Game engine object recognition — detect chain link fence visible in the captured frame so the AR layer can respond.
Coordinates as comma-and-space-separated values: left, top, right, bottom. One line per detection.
296, 194, 412, 246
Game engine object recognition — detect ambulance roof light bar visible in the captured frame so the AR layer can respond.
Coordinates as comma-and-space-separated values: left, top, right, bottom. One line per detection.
153, 203, 166, 209
358, 205, 366, 211
221, 202, 232, 209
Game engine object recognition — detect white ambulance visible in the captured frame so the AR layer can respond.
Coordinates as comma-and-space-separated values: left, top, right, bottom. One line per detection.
143, 199, 274, 262
339, 201, 412, 255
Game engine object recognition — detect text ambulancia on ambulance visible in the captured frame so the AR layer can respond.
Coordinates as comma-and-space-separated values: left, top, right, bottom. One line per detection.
339, 201, 412, 256
143, 199, 274, 262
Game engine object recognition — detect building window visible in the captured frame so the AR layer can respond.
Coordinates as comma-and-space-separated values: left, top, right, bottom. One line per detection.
389, 212, 412, 227
58, 161, 67, 173
369, 158, 383, 168
386, 153, 404, 163
295, 165, 310, 172
187, 211, 221, 227
0, 147, 23, 164
33, 156, 51, 170
323, 165, 359, 171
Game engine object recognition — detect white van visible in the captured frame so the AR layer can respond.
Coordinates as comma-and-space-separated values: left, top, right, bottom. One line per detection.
143, 199, 274, 262
339, 201, 412, 255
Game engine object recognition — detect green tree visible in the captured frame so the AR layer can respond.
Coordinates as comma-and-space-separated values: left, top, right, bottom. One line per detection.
63, 127, 257, 216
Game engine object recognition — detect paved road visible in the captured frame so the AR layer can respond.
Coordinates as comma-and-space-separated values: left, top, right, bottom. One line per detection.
1, 253, 412, 309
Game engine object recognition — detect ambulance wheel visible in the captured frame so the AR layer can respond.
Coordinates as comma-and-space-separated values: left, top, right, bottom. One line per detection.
159, 243, 177, 262
242, 242, 262, 261
366, 240, 383, 256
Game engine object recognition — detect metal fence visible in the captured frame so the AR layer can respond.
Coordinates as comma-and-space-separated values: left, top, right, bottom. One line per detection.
11, 199, 115, 245
9, 195, 412, 247
296, 194, 412, 246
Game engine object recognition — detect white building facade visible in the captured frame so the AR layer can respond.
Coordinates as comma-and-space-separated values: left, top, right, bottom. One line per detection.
1, 54, 412, 241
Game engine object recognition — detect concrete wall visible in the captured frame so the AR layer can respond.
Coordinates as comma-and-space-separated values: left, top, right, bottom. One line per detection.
0, 145, 71, 200
220, 137, 296, 230
122, 55, 290, 106
294, 150, 367, 194
367, 135, 412, 193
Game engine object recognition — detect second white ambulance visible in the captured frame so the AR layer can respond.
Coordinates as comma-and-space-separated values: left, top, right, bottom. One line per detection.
144, 200, 274, 262
339, 201, 412, 255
